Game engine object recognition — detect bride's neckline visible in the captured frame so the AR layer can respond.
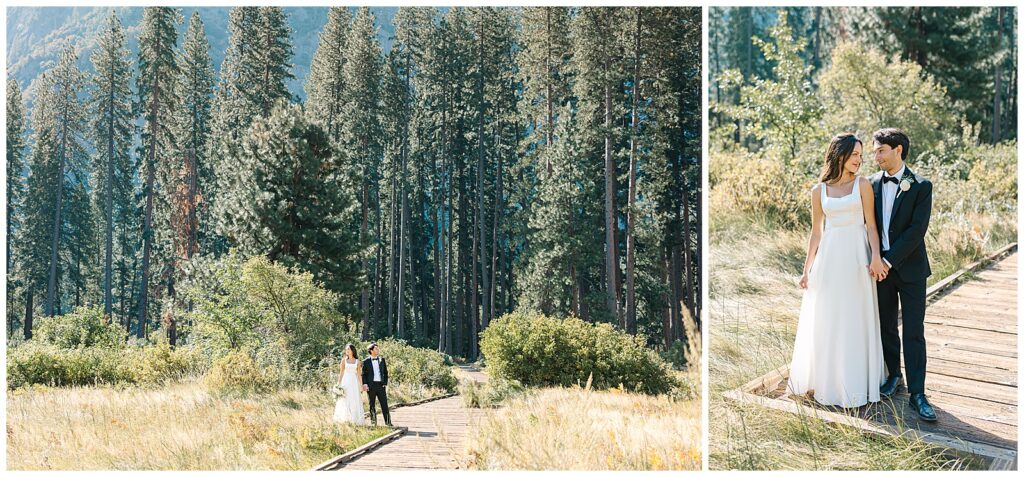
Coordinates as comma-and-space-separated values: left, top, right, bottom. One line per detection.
824, 178, 858, 199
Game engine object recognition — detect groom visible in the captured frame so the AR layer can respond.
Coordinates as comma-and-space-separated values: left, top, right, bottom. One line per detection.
870, 128, 936, 422
362, 342, 393, 426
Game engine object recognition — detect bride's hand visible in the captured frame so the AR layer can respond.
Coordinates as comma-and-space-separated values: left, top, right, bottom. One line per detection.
869, 257, 886, 281
799, 272, 809, 289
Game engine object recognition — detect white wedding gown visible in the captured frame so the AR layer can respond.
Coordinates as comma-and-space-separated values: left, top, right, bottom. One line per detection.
788, 179, 886, 408
333, 359, 365, 424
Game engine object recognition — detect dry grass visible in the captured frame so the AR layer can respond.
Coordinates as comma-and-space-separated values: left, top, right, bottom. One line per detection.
5, 380, 393, 470
707, 210, 1000, 470
466, 372, 701, 471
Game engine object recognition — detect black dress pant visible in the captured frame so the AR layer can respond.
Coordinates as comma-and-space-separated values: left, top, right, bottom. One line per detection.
367, 382, 392, 426
877, 270, 928, 394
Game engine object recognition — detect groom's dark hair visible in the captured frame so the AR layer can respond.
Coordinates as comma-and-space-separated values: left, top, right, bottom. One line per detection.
873, 128, 910, 161
367, 342, 378, 353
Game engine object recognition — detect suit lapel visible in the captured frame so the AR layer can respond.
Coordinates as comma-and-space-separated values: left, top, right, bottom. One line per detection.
872, 172, 883, 228
889, 167, 912, 220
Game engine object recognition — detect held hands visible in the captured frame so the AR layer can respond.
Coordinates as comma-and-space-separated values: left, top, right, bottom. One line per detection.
868, 257, 889, 281
363, 384, 369, 392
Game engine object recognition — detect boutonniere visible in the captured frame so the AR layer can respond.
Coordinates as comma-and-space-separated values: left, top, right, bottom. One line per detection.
896, 171, 916, 197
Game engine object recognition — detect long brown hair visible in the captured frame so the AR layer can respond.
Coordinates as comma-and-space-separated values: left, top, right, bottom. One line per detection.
819, 133, 862, 184
343, 343, 358, 361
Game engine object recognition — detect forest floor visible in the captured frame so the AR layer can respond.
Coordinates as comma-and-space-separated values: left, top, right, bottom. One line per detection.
5, 378, 448, 470
706, 210, 1013, 470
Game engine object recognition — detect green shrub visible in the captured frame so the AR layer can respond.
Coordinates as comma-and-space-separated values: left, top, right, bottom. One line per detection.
34, 305, 126, 349
136, 344, 203, 385
187, 254, 357, 373
7, 343, 134, 388
375, 338, 457, 392
6, 342, 204, 389
204, 349, 275, 396
480, 312, 678, 395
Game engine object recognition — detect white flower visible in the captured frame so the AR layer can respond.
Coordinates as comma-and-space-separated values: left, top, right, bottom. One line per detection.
899, 179, 911, 192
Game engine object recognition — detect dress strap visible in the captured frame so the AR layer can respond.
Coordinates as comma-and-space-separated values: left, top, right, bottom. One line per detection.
820, 182, 827, 201
853, 177, 860, 194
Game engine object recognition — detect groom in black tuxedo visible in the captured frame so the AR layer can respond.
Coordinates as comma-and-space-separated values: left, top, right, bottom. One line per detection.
362, 342, 392, 426
869, 128, 936, 422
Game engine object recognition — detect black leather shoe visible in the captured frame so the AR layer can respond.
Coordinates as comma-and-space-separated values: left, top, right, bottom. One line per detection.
879, 375, 903, 399
909, 393, 937, 422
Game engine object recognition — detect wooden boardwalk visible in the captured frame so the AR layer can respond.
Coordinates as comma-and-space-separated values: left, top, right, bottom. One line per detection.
726, 246, 1018, 470
335, 366, 487, 470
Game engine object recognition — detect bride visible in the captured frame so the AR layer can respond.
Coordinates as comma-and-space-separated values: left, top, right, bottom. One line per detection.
333, 344, 365, 425
788, 133, 887, 408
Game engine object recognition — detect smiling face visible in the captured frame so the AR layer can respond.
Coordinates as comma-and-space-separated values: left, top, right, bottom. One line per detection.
873, 141, 903, 175
844, 142, 863, 176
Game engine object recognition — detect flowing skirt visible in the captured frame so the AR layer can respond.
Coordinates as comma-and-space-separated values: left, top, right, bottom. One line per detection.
333, 372, 365, 425
788, 224, 886, 408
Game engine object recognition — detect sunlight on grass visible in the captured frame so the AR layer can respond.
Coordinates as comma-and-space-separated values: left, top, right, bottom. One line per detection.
6, 380, 393, 470
466, 373, 701, 470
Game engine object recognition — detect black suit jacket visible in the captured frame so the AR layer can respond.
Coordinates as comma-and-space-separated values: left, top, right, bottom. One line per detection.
870, 168, 933, 282
362, 356, 389, 386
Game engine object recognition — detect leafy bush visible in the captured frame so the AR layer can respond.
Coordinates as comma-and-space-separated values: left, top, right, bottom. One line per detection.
819, 41, 956, 157
136, 344, 204, 385
480, 312, 678, 395
204, 349, 275, 396
7, 343, 133, 388
6, 342, 203, 389
187, 254, 356, 372
375, 338, 457, 392
34, 305, 126, 349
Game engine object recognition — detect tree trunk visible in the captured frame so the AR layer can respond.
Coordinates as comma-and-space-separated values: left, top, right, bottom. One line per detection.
137, 62, 161, 339
602, 26, 620, 325
624, 9, 642, 335
45, 86, 72, 317
23, 291, 34, 340
360, 182, 369, 339
104, 73, 115, 317
992, 7, 1004, 143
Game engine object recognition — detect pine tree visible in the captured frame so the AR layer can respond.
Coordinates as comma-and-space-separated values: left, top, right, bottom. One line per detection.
41, 45, 89, 317
89, 10, 134, 318
253, 7, 295, 116
6, 78, 27, 335
306, 7, 353, 143
341, 7, 385, 338
176, 11, 215, 253
519, 7, 573, 162
211, 6, 295, 255
571, 7, 628, 326
209, 7, 262, 253
239, 103, 362, 300
164, 11, 215, 343
135, 6, 182, 338
19, 123, 60, 337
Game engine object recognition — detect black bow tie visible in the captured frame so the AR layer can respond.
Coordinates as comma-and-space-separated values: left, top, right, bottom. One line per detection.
882, 175, 899, 185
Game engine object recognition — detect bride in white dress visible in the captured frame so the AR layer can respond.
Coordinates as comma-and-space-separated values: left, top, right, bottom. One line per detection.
333, 344, 365, 425
788, 133, 887, 408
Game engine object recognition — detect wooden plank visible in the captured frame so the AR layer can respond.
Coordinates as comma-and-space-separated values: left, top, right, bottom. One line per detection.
926, 373, 1017, 406
312, 427, 406, 471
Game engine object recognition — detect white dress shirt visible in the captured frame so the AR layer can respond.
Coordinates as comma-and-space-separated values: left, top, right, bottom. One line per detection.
881, 164, 905, 266
370, 356, 382, 382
